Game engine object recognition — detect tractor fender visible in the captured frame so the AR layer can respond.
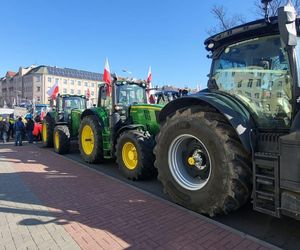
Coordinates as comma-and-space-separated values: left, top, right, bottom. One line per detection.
158, 91, 256, 153
116, 124, 145, 138
80, 109, 105, 128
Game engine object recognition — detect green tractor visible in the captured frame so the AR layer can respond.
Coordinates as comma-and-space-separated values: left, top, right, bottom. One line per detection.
154, 1, 300, 220
78, 77, 163, 180
42, 94, 87, 154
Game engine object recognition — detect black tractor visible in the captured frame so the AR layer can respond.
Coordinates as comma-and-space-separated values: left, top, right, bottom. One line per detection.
155, 1, 300, 219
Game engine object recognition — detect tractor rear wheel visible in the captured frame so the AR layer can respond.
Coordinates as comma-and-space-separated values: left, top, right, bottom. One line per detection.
42, 116, 54, 147
154, 107, 251, 216
53, 125, 70, 154
79, 116, 104, 163
116, 130, 156, 180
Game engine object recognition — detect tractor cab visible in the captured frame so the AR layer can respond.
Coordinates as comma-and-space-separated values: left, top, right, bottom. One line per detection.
98, 78, 148, 126
55, 94, 87, 123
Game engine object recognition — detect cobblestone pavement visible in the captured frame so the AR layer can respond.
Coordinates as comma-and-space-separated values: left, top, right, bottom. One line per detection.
0, 144, 278, 249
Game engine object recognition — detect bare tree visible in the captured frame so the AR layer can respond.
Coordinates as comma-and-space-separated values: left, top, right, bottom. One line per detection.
254, 0, 300, 17
207, 5, 245, 36
208, 1, 300, 36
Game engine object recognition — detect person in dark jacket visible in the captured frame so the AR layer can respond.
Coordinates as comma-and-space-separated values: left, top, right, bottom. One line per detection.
14, 117, 25, 146
25, 115, 34, 144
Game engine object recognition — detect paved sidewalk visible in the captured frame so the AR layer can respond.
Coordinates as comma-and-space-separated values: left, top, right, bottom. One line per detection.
0, 144, 275, 249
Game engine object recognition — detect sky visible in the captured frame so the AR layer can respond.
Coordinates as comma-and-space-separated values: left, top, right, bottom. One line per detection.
0, 0, 258, 89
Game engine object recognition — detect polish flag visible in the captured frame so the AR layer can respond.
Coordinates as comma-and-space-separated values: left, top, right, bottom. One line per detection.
103, 58, 112, 96
47, 82, 59, 99
147, 66, 152, 84
146, 66, 152, 102
86, 88, 91, 99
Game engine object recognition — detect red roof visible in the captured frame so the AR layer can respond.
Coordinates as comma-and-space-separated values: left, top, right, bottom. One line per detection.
6, 71, 16, 77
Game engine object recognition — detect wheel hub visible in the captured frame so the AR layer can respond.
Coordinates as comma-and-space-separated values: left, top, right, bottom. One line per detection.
168, 134, 211, 191
188, 149, 207, 171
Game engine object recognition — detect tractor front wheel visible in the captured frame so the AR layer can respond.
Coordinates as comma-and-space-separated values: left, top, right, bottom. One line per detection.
154, 107, 251, 216
116, 130, 156, 180
79, 116, 104, 163
53, 125, 71, 154
42, 116, 54, 147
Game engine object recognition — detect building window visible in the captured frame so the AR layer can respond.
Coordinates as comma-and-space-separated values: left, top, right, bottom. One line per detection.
37, 97, 41, 102
37, 86, 41, 92
70, 80, 74, 85
91, 91, 94, 96
90, 82, 94, 87
247, 79, 253, 88
55, 78, 59, 84
70, 89, 74, 94
77, 90, 81, 95
256, 79, 261, 87
245, 92, 251, 97
48, 77, 52, 83
255, 93, 260, 99
78, 81, 81, 86
84, 82, 88, 87
63, 88, 67, 94
237, 81, 242, 88
277, 92, 282, 98
63, 79, 67, 84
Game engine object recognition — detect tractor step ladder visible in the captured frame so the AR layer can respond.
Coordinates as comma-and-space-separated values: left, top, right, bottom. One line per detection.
102, 129, 111, 159
253, 152, 280, 218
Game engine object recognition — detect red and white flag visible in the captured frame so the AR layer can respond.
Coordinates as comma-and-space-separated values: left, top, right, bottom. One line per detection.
103, 58, 112, 96
86, 88, 91, 99
147, 66, 152, 84
146, 66, 152, 102
47, 82, 59, 99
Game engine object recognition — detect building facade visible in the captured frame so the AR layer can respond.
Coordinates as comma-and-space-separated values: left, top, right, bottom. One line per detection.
1, 65, 103, 107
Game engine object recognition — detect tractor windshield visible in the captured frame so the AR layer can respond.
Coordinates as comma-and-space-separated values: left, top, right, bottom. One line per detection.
116, 84, 146, 106
63, 97, 86, 110
211, 35, 292, 129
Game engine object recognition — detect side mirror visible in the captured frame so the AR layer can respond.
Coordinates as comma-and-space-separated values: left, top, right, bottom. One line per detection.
278, 2, 297, 47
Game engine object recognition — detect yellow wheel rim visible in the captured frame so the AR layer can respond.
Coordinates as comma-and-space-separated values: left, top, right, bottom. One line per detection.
81, 125, 94, 155
122, 142, 138, 170
42, 122, 47, 142
54, 131, 59, 150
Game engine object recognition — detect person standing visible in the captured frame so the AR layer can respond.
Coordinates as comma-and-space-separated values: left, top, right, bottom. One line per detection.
14, 117, 25, 146
25, 115, 34, 144
2, 118, 10, 143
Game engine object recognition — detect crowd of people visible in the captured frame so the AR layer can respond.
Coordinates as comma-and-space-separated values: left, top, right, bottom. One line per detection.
0, 113, 42, 146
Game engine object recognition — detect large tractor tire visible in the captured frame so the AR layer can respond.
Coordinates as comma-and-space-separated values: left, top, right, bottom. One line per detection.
116, 130, 156, 180
79, 116, 104, 163
42, 116, 54, 147
53, 125, 71, 155
154, 107, 251, 216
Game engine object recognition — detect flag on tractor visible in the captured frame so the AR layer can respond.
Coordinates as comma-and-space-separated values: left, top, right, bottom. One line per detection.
47, 82, 59, 99
103, 58, 112, 96
146, 66, 152, 102
86, 88, 91, 99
